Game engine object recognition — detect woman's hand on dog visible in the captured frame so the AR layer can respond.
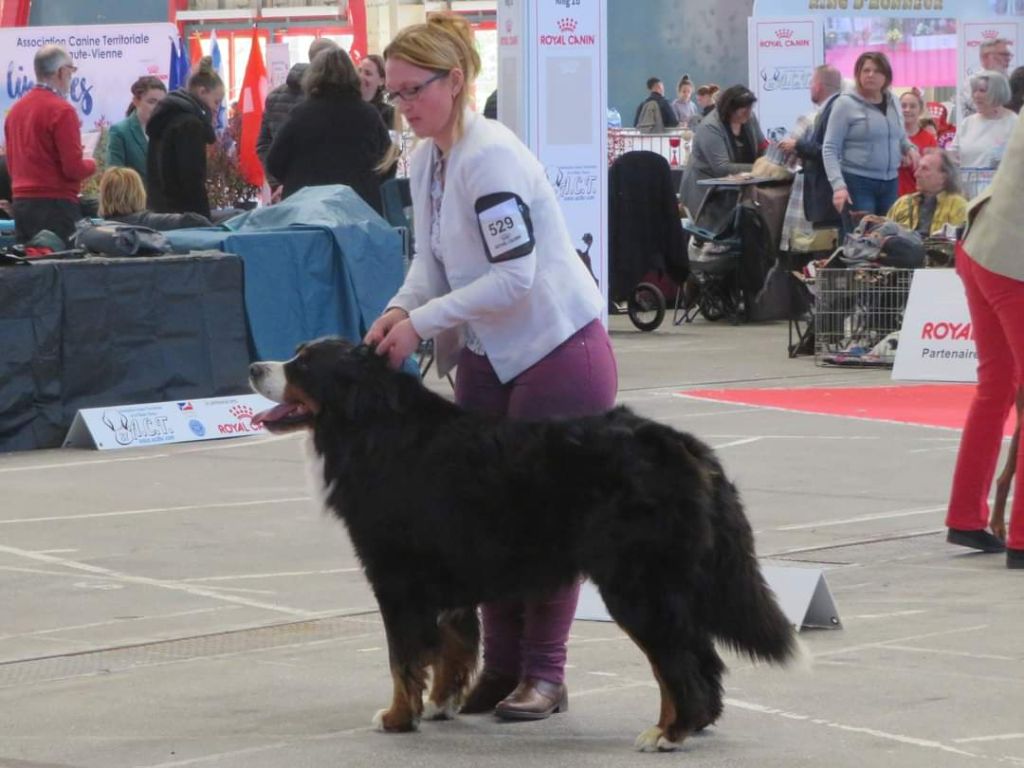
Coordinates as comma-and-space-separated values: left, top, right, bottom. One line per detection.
365, 307, 409, 348
369, 310, 422, 369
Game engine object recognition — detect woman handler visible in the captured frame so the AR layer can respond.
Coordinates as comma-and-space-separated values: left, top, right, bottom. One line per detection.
365, 13, 618, 719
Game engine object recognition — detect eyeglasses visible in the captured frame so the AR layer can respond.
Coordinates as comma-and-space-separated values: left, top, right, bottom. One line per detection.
60, 63, 78, 73
384, 71, 448, 105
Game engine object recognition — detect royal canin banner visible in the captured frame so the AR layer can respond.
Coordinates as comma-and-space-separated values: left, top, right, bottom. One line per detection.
527, 0, 608, 298
748, 19, 824, 145
892, 269, 977, 383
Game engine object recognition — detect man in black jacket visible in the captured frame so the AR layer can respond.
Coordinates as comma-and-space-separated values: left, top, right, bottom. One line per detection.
633, 78, 679, 130
256, 38, 339, 185
778, 65, 842, 226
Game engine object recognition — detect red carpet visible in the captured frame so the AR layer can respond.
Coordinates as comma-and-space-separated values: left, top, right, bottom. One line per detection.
680, 384, 1016, 436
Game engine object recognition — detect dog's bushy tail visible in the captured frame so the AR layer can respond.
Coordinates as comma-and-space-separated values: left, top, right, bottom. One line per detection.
694, 442, 796, 666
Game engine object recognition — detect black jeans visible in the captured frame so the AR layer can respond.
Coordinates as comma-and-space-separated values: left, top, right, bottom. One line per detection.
12, 198, 83, 245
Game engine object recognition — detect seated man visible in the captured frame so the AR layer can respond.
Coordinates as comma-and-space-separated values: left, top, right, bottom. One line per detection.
886, 148, 967, 236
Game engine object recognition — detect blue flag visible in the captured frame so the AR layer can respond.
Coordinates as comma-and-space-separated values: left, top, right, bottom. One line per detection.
168, 37, 182, 91
210, 30, 226, 133
176, 37, 191, 91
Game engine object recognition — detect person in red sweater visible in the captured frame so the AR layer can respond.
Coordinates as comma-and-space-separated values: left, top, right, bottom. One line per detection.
3, 45, 95, 244
898, 90, 938, 197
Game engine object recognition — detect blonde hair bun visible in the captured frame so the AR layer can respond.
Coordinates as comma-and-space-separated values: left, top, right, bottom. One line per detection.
425, 12, 481, 82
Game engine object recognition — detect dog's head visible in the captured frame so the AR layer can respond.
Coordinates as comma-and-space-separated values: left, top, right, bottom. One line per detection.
249, 338, 398, 433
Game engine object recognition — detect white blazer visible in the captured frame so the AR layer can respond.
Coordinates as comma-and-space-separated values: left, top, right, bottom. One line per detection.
388, 110, 604, 382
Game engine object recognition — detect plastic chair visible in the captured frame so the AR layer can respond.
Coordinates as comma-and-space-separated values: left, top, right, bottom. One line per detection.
380, 177, 414, 260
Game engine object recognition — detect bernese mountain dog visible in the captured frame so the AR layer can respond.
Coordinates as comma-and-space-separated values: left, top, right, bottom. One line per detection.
250, 338, 796, 752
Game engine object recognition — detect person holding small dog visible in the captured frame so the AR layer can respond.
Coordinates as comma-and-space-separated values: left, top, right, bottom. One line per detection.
365, 12, 617, 719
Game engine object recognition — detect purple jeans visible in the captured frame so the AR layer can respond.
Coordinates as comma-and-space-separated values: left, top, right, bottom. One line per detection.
454, 319, 618, 685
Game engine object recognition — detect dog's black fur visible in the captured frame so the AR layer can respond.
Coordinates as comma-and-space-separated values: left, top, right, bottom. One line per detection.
249, 338, 795, 751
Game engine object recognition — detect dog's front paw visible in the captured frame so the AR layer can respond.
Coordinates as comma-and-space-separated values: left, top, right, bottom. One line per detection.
423, 698, 459, 721
372, 708, 420, 733
634, 726, 680, 752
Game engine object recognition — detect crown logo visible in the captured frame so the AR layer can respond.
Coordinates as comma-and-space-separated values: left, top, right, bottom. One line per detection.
505, 19, 513, 33
557, 17, 577, 33
982, 29, 999, 39
229, 404, 254, 420
775, 28, 794, 39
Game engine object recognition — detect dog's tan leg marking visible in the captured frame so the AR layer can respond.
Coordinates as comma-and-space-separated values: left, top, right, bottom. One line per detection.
634, 664, 685, 752
618, 626, 686, 753
373, 663, 428, 732
425, 614, 479, 720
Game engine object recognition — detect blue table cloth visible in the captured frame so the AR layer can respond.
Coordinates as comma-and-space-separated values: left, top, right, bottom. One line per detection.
166, 186, 405, 362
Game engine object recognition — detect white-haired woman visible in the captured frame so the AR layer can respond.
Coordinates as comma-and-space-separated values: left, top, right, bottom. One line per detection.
952, 69, 1017, 195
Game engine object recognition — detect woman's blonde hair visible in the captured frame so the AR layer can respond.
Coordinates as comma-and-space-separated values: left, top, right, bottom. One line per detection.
99, 167, 146, 218
383, 12, 481, 143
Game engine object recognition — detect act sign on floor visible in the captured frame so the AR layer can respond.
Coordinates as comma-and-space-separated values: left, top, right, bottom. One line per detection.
63, 394, 277, 450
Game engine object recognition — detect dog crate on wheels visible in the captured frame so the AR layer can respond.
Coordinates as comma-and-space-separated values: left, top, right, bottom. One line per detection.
814, 267, 915, 367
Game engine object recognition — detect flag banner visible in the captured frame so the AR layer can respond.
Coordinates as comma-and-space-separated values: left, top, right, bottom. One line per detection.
238, 27, 268, 187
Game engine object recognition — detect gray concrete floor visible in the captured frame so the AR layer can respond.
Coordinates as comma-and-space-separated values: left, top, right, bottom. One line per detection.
2, 316, 1022, 768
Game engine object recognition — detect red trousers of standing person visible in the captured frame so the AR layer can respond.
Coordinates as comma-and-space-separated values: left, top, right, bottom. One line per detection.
946, 243, 1024, 550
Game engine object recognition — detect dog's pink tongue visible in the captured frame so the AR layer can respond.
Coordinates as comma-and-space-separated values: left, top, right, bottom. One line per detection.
251, 403, 300, 426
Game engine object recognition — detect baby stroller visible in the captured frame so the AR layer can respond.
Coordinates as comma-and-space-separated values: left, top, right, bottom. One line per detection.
607, 150, 689, 331
679, 177, 781, 324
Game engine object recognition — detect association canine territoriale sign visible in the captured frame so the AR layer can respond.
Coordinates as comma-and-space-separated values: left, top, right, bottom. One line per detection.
1, 22, 175, 144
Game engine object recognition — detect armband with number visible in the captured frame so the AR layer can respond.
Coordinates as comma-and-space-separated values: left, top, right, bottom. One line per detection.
474, 192, 536, 263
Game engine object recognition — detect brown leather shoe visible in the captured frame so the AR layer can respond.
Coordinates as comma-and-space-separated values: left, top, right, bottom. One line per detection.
459, 669, 518, 714
494, 678, 568, 721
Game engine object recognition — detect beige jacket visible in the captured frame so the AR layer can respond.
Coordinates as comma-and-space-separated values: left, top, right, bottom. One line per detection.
962, 112, 1024, 281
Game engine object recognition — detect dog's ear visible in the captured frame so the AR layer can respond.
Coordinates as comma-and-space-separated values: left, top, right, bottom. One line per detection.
326, 344, 408, 421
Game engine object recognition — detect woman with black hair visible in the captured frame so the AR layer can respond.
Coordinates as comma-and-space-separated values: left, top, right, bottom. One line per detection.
359, 54, 396, 129
679, 84, 766, 224
266, 48, 390, 210
145, 57, 224, 218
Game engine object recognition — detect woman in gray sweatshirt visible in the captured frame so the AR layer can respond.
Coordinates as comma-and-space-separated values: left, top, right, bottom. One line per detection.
821, 51, 918, 220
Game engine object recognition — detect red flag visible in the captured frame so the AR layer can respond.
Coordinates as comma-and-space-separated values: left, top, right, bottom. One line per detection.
188, 31, 203, 68
348, 0, 367, 64
0, 0, 32, 27
238, 27, 268, 187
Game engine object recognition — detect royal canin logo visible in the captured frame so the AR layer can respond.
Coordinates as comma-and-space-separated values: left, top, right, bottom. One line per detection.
539, 16, 594, 46
982, 29, 999, 39
921, 321, 973, 340
760, 27, 810, 48
217, 404, 264, 435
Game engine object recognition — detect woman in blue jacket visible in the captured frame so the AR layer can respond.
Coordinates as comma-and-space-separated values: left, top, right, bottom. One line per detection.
365, 13, 617, 722
822, 52, 919, 219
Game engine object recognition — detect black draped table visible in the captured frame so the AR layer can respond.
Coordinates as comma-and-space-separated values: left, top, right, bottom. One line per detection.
0, 253, 251, 453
